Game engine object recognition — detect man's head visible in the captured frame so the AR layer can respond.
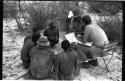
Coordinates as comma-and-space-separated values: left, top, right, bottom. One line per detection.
73, 8, 80, 16
32, 27, 41, 34
81, 15, 92, 25
32, 33, 41, 44
38, 36, 50, 46
61, 40, 71, 51
49, 22, 56, 29
78, 2, 89, 14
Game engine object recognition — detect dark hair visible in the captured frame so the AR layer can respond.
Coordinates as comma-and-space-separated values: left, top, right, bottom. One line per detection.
73, 15, 81, 23
61, 40, 71, 51
82, 15, 92, 25
32, 27, 39, 32
73, 8, 80, 16
49, 22, 56, 29
32, 33, 41, 44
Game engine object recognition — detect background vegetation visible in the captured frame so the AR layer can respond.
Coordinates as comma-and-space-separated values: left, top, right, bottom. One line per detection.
3, 1, 122, 44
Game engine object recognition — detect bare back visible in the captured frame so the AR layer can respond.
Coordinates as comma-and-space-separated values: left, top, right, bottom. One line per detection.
84, 24, 109, 48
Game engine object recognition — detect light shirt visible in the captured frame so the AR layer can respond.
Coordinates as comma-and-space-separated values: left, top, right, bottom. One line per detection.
68, 10, 74, 18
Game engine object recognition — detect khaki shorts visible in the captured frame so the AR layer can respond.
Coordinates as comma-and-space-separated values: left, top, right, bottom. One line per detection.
89, 46, 103, 57
76, 44, 103, 61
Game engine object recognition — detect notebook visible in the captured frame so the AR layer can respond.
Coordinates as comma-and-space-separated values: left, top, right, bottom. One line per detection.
65, 32, 92, 47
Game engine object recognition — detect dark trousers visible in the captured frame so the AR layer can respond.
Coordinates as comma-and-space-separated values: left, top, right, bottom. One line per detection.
66, 18, 72, 33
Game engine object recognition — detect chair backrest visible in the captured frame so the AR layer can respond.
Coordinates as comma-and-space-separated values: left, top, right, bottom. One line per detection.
103, 42, 118, 56
103, 42, 118, 52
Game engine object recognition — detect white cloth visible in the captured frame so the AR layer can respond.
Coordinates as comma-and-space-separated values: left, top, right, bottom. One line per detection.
65, 32, 92, 47
65, 32, 79, 44
68, 10, 74, 18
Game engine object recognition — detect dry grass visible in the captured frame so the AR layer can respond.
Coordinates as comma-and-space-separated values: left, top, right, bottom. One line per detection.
97, 15, 122, 44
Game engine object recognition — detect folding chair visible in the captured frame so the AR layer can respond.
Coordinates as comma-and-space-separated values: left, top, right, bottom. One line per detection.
99, 42, 118, 75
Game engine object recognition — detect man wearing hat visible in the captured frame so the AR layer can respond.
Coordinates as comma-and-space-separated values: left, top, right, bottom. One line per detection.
29, 36, 55, 79
68, 8, 83, 34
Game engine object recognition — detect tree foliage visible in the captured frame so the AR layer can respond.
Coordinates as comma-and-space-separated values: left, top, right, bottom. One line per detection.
97, 16, 122, 44
21, 1, 78, 30
3, 1, 122, 39
3, 1, 18, 18
88, 2, 122, 15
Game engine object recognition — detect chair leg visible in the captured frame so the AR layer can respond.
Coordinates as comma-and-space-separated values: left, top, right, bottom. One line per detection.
102, 57, 110, 71
101, 57, 110, 74
101, 47, 117, 75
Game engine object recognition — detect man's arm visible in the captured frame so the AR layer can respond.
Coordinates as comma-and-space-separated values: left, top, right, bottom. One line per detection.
56, 30, 59, 38
21, 43, 32, 69
21, 43, 30, 61
43, 30, 47, 37
24, 35, 32, 45
73, 51, 78, 70
50, 51, 56, 64
53, 55, 59, 73
75, 56, 77, 70
82, 26, 90, 44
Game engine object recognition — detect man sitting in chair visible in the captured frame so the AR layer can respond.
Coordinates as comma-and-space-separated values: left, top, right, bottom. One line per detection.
77, 15, 109, 67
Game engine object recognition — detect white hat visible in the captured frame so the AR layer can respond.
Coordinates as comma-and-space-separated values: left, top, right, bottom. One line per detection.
38, 36, 50, 46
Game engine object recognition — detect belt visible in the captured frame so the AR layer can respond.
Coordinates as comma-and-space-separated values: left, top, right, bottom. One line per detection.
92, 44, 104, 49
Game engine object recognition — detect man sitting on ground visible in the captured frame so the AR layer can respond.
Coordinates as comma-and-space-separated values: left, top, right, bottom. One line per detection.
24, 27, 40, 45
29, 36, 55, 80
21, 33, 41, 69
54, 40, 79, 80
43, 22, 59, 47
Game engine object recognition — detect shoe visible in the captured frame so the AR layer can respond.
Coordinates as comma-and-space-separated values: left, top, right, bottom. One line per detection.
80, 62, 91, 68
89, 59, 98, 66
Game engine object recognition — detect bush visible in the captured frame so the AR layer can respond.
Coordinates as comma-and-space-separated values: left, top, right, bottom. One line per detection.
24, 2, 49, 30
22, 1, 80, 32
97, 15, 122, 44
88, 2, 122, 15
23, 1, 72, 31
3, 1, 18, 19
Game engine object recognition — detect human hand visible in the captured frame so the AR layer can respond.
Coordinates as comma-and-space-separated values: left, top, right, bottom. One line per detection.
77, 34, 82, 40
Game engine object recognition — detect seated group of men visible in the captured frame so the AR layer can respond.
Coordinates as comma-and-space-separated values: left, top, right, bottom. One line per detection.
21, 15, 109, 80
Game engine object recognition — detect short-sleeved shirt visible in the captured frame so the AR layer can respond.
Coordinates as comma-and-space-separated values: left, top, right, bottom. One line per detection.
29, 45, 55, 79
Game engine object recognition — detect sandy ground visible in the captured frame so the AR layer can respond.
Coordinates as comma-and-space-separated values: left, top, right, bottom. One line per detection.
3, 19, 122, 81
